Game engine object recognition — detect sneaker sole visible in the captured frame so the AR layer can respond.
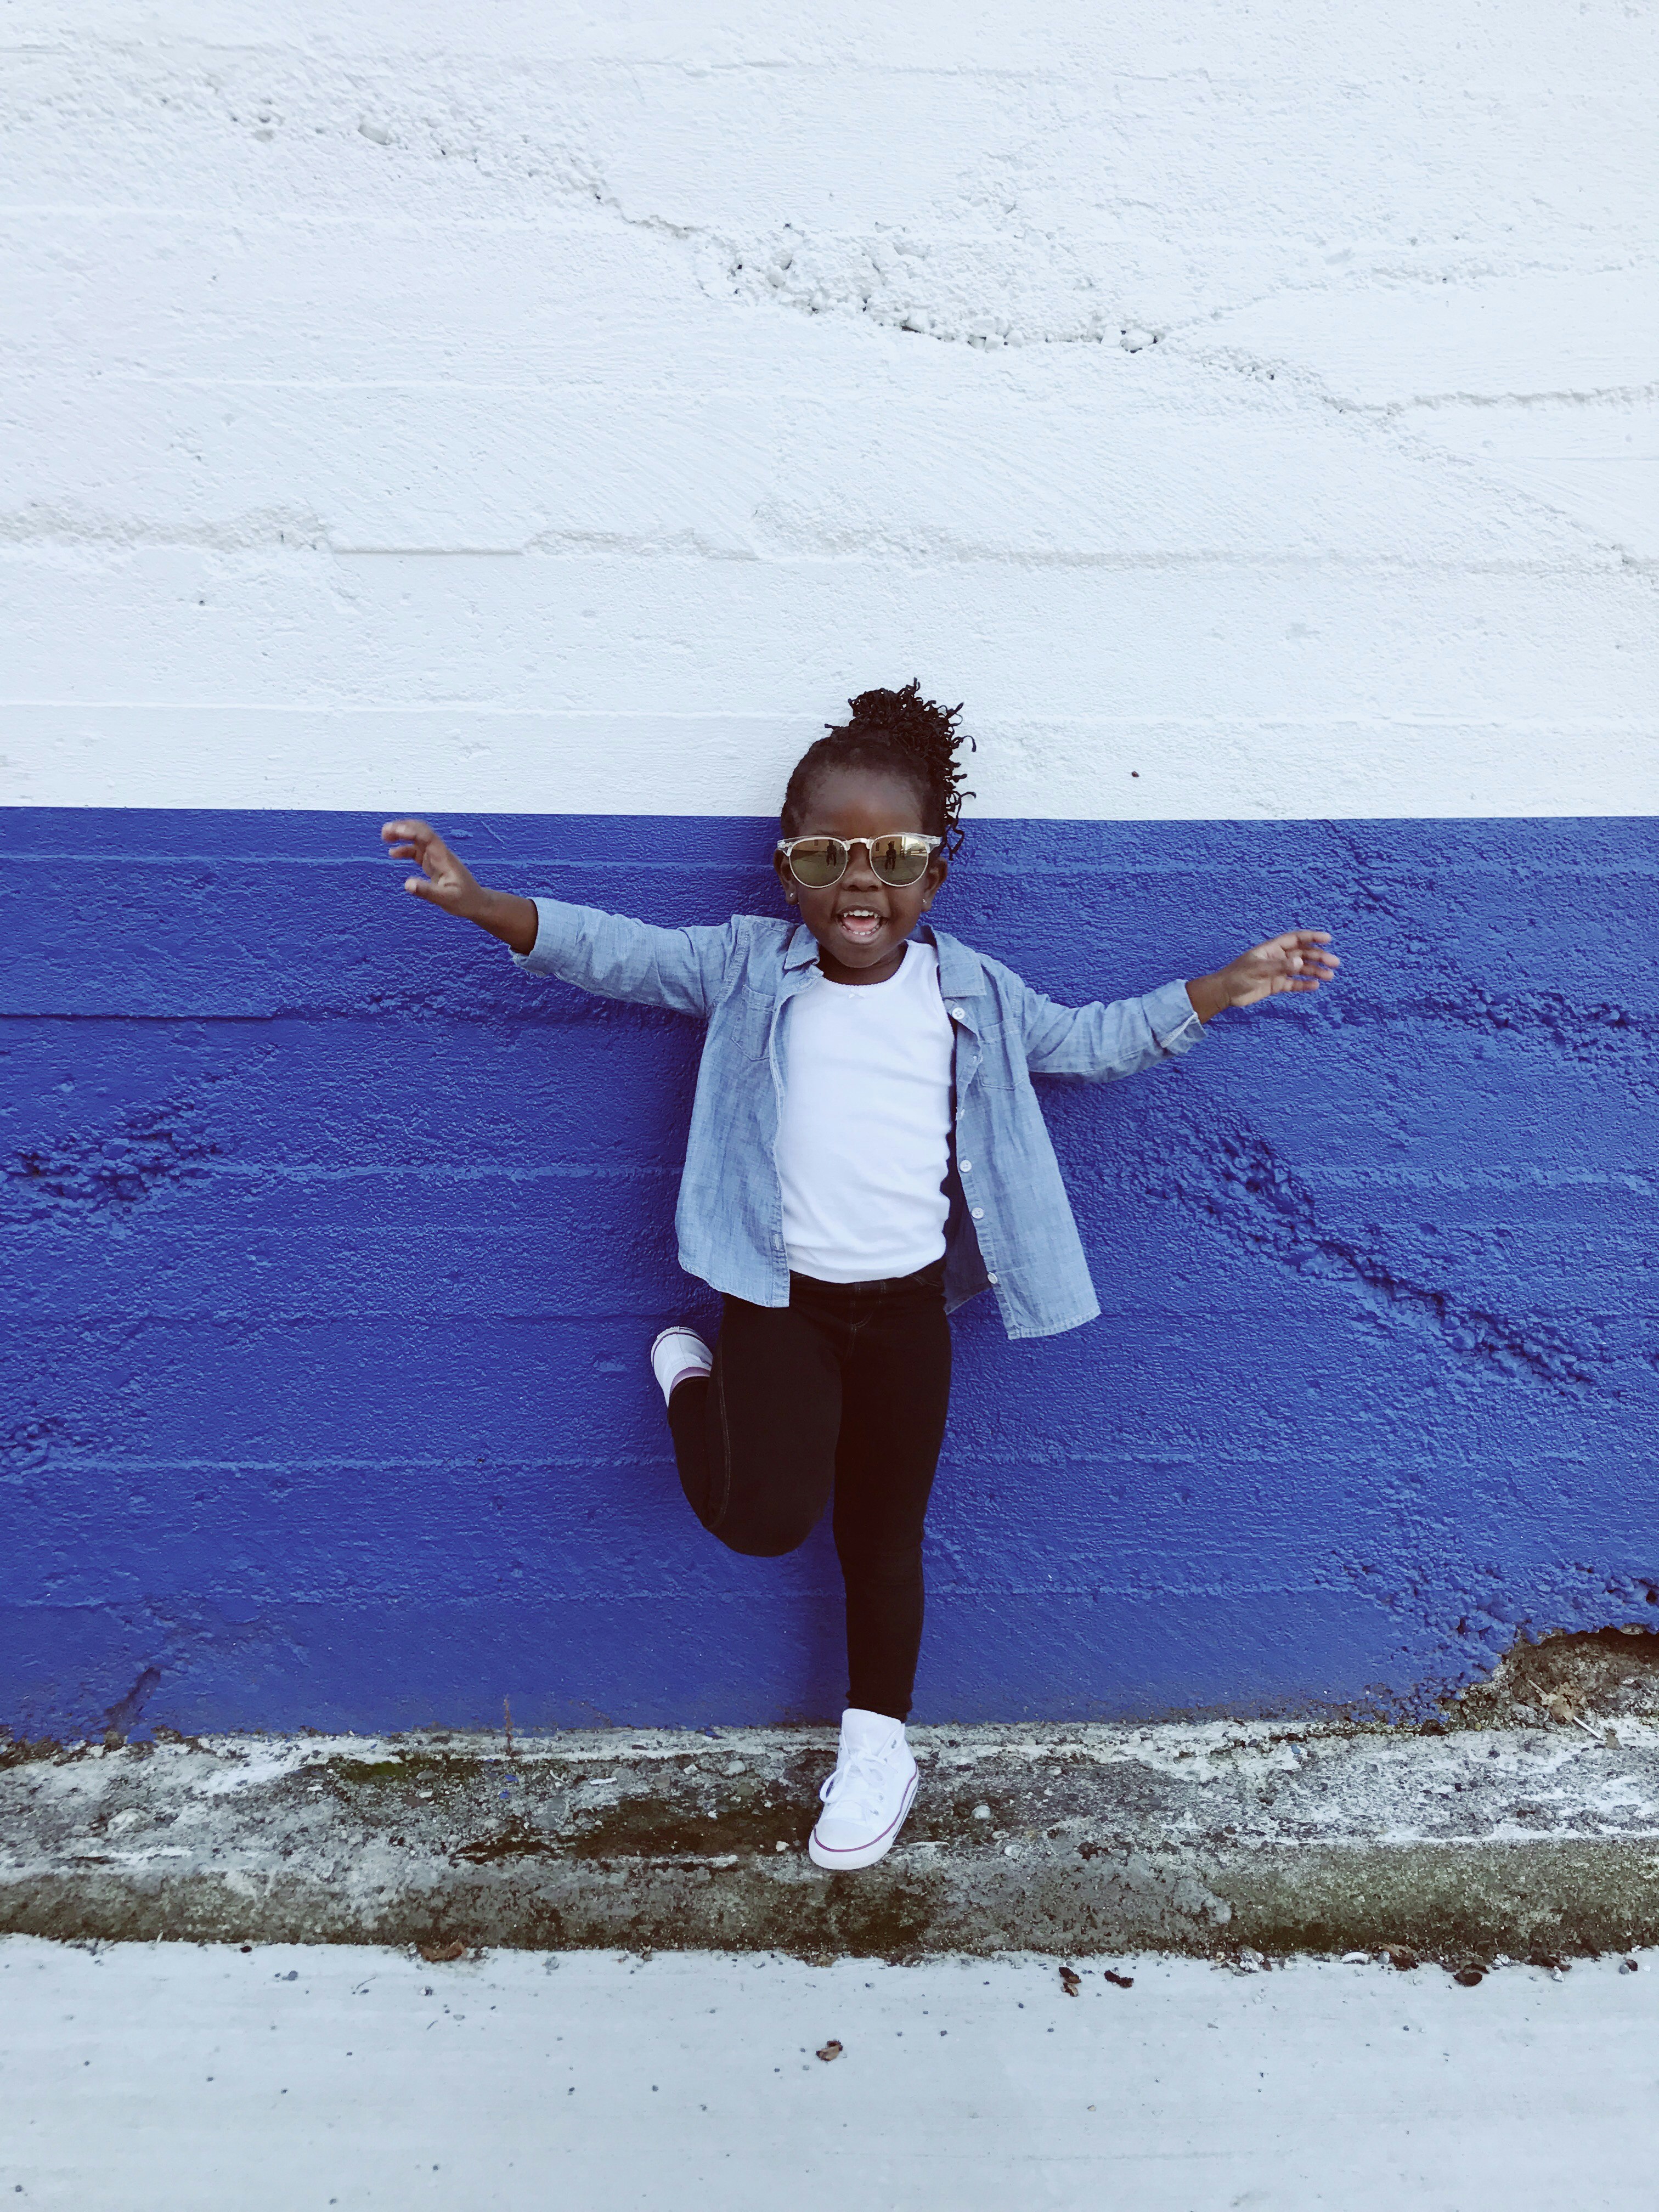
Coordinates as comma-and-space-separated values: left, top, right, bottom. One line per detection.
806, 1768, 918, 1872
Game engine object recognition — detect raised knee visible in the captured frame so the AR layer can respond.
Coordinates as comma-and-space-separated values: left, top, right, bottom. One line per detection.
719, 1507, 816, 1559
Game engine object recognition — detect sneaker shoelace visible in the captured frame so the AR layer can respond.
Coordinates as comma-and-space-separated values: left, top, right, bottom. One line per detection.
819, 1742, 902, 1824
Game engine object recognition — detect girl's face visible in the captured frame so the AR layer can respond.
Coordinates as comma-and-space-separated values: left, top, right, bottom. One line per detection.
774, 765, 949, 986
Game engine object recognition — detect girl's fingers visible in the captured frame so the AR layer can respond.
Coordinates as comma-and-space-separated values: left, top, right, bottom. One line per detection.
1235, 929, 1339, 999
383, 817, 459, 900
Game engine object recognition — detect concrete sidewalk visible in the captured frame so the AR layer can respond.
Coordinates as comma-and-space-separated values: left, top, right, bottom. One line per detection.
7, 1711, 1659, 1961
4, 1935, 1656, 2210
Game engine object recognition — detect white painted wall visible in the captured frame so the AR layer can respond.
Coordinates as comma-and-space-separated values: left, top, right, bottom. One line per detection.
2, 1, 1655, 817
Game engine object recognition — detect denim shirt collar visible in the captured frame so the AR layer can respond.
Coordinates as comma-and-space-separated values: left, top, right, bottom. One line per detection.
781, 921, 986, 1016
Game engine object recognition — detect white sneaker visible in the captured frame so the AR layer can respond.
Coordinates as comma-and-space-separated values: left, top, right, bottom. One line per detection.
808, 1707, 918, 1871
649, 1327, 712, 1407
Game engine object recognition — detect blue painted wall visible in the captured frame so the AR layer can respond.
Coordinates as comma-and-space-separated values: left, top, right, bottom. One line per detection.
4, 809, 1656, 1740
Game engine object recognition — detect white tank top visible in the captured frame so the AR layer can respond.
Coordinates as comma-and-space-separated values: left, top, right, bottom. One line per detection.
774, 940, 955, 1285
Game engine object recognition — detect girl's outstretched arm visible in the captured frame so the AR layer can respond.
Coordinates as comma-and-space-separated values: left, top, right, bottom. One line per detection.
381, 816, 736, 1017
1016, 929, 1340, 1080
382, 817, 537, 953
1184, 930, 1340, 1023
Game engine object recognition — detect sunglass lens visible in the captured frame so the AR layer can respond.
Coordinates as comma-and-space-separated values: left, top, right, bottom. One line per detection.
870, 834, 930, 886
787, 838, 845, 887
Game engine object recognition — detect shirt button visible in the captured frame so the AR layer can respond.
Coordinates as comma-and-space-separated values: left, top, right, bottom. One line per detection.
987, 1272, 999, 1285
960, 1161, 972, 1173
950, 1007, 964, 1019
971, 1207, 984, 1220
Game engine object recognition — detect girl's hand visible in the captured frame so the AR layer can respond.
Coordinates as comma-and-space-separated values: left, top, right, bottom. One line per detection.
380, 819, 539, 953
381, 817, 482, 915
1186, 931, 1339, 1022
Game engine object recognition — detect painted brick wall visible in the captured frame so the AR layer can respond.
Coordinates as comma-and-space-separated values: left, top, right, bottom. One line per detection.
3, 3, 1656, 1737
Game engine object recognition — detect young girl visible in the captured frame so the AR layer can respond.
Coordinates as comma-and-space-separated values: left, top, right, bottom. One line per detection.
382, 684, 1338, 1873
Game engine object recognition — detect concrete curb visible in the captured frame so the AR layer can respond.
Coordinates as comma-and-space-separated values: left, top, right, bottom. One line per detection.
7, 1719, 1659, 1962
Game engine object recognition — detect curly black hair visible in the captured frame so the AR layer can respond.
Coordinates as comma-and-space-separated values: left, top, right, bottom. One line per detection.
780, 681, 976, 855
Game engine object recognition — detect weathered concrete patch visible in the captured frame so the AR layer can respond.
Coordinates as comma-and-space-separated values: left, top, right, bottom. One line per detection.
7, 1714, 1659, 1963
1447, 1624, 1659, 1731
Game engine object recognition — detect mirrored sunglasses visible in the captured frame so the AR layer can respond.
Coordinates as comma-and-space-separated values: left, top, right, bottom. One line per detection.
775, 832, 942, 889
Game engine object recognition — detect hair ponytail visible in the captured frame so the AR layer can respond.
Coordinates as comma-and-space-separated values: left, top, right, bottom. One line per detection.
780, 681, 975, 853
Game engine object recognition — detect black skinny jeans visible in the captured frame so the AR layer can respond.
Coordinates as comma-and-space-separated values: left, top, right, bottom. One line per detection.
666, 1260, 952, 1723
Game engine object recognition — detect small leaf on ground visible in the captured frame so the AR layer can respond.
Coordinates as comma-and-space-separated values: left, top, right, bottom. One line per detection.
1059, 1966, 1081, 1995
1103, 1970, 1135, 1989
816, 2040, 843, 2062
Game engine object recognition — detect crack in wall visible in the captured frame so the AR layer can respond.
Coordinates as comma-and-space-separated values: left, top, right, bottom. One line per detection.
698, 225, 1169, 351
1404, 988, 1658, 1064
0, 505, 331, 555
5, 516, 1631, 571
20, 44, 1654, 364
1143, 1111, 1599, 1391
1318, 986, 1659, 1073
101, 1665, 162, 1742
0, 1415, 102, 1486
4, 1098, 220, 1225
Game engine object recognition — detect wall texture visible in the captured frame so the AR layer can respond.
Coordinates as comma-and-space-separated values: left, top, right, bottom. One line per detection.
3, 3, 1656, 1737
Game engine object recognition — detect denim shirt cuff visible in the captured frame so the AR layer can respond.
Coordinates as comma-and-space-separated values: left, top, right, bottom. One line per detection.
510, 896, 564, 977
1147, 977, 1206, 1054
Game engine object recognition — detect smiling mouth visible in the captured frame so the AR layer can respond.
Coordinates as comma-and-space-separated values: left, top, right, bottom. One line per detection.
835, 908, 885, 943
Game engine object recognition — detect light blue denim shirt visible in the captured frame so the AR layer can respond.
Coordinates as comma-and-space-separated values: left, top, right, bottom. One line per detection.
514, 899, 1204, 1340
